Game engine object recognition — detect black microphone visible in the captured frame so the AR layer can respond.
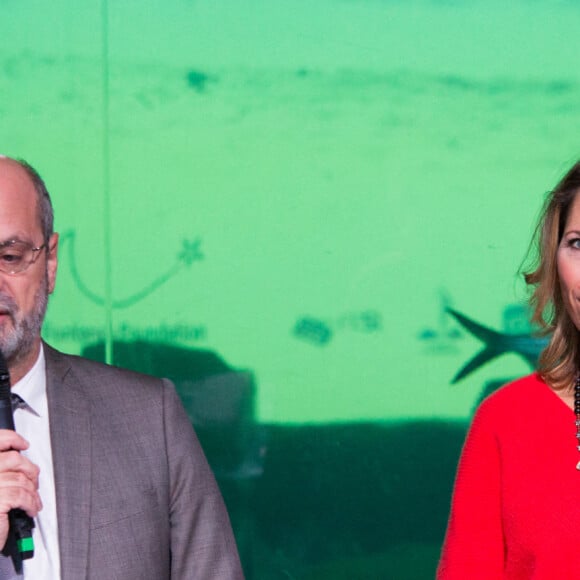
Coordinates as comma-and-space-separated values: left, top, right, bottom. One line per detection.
0, 350, 34, 560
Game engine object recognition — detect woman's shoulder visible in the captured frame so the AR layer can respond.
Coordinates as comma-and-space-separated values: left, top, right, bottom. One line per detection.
484, 372, 546, 402
474, 372, 552, 424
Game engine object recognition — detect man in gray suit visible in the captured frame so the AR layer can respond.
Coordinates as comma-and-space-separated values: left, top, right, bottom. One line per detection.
0, 156, 244, 579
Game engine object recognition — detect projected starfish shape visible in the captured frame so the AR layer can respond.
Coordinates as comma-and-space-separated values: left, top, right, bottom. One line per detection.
178, 238, 204, 265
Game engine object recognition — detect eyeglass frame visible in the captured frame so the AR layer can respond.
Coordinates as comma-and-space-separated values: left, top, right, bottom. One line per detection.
0, 239, 48, 275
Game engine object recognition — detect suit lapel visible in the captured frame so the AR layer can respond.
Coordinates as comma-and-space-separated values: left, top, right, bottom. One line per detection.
45, 345, 91, 580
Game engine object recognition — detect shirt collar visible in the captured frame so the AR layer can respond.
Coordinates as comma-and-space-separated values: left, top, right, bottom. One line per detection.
11, 344, 46, 417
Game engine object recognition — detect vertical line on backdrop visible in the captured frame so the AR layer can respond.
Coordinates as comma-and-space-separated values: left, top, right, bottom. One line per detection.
101, 0, 113, 365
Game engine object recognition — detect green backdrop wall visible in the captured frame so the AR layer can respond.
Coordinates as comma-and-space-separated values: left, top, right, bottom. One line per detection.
2, 0, 579, 577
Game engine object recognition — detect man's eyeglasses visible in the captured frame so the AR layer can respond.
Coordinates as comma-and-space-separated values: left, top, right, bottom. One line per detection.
0, 240, 47, 274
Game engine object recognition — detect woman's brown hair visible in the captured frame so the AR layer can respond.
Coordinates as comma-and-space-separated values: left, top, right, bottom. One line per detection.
525, 160, 580, 389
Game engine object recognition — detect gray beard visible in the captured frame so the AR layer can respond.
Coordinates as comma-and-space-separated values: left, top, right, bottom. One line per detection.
0, 272, 48, 368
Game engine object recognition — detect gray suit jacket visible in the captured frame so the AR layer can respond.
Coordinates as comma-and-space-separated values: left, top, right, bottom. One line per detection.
43, 343, 244, 580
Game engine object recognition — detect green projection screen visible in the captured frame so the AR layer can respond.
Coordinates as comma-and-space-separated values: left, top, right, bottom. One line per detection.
2, 0, 580, 577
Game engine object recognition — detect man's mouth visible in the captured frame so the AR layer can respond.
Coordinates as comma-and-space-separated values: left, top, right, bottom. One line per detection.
0, 308, 14, 321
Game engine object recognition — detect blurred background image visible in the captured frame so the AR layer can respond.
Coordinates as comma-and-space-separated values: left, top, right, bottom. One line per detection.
2, 0, 579, 577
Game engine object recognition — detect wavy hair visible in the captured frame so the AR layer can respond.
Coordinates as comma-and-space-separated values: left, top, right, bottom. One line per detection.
525, 160, 580, 389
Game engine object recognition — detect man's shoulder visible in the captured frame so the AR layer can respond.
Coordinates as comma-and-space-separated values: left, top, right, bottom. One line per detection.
44, 342, 168, 395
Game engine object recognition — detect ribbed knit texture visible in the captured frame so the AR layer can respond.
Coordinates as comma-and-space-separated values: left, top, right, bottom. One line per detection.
438, 373, 580, 579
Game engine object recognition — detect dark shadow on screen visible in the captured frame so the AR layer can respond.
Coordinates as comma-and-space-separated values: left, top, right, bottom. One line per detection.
80, 341, 504, 579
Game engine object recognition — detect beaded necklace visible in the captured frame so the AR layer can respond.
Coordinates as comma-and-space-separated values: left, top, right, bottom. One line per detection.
576, 376, 580, 469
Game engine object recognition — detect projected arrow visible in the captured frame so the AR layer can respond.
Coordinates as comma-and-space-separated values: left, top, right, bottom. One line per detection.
60, 230, 203, 309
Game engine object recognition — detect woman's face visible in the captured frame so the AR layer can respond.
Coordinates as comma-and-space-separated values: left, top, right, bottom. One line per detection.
558, 193, 580, 330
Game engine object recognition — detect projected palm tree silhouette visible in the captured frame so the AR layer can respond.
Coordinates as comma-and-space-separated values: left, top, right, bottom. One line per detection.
448, 308, 547, 383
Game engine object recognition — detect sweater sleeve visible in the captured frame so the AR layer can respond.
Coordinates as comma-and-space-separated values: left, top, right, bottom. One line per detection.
437, 401, 505, 579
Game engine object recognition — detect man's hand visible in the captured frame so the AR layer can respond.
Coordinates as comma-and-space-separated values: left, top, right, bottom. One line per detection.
0, 430, 41, 549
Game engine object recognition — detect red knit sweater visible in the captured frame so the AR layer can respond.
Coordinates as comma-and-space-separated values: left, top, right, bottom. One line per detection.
438, 373, 580, 579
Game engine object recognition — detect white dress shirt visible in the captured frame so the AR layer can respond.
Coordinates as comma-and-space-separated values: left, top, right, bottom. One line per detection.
12, 345, 61, 579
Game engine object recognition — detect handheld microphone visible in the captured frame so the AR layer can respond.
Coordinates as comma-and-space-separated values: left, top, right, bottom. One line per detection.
0, 351, 34, 559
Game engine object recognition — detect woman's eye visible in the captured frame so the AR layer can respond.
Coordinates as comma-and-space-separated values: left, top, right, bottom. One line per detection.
569, 238, 580, 249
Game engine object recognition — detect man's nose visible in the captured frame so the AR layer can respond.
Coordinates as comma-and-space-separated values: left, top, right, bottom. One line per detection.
0, 275, 14, 302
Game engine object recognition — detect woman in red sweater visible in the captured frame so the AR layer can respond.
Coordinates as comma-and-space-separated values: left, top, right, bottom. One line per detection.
438, 160, 580, 579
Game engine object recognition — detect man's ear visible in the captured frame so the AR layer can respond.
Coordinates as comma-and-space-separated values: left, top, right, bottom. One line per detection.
47, 232, 58, 294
